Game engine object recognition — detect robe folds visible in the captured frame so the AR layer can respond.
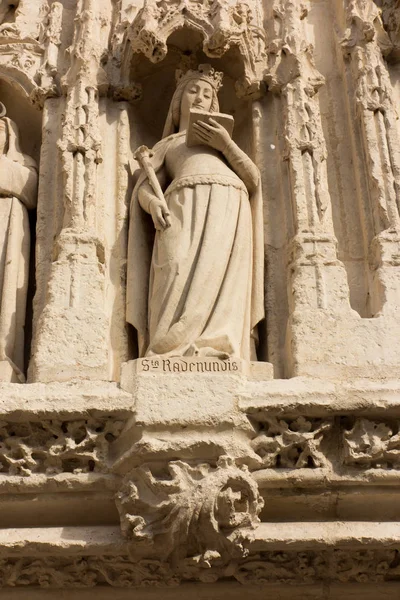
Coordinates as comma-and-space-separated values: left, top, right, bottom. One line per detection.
126, 133, 264, 360
0, 118, 37, 378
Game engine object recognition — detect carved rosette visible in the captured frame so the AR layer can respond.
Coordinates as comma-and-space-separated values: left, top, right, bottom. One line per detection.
116, 456, 263, 564
123, 0, 266, 97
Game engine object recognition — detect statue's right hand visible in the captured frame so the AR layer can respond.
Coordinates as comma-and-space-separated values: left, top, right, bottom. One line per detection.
149, 199, 171, 231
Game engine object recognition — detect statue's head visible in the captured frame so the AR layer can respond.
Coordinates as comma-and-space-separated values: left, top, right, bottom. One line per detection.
163, 64, 223, 137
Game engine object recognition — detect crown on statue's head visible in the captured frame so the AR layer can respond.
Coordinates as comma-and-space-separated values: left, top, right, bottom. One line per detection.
175, 64, 224, 93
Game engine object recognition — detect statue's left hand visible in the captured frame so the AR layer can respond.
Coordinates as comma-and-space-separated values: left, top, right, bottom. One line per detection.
192, 118, 231, 152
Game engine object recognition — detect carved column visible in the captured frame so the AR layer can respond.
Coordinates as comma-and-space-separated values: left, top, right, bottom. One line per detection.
341, 0, 400, 316
272, 0, 351, 376
29, 0, 110, 382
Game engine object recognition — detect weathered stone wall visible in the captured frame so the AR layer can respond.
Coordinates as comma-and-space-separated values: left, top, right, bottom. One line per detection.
0, 0, 400, 597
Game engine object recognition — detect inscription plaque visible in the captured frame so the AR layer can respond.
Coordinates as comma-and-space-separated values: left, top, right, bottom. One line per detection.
137, 357, 241, 374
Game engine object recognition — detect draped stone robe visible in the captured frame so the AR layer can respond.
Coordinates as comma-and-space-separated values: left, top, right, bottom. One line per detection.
0, 117, 37, 381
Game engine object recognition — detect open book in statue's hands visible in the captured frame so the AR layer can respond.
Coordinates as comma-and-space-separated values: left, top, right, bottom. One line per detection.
186, 108, 234, 147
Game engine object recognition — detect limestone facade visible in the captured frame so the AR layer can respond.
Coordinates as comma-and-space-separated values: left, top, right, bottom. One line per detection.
0, 0, 400, 598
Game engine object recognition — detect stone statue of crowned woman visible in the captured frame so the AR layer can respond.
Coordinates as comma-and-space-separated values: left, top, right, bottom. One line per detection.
127, 65, 264, 361
0, 101, 37, 381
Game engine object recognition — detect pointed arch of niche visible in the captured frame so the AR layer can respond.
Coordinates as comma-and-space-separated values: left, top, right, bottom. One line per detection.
119, 0, 267, 99
0, 75, 42, 380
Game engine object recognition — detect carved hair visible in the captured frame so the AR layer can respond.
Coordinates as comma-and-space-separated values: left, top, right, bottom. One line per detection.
0, 101, 6, 119
175, 64, 223, 93
162, 64, 222, 138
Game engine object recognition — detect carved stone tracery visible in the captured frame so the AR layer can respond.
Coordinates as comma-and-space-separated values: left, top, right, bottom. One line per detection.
0, 0, 47, 101
0, 418, 125, 475
123, 0, 267, 97
251, 416, 332, 469
1, 548, 400, 588
343, 418, 400, 468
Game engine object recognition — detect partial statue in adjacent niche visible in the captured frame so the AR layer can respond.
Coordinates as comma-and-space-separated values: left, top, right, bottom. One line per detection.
0, 102, 37, 382
127, 65, 264, 361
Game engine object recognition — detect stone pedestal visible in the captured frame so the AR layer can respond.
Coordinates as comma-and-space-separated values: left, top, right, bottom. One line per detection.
115, 358, 274, 470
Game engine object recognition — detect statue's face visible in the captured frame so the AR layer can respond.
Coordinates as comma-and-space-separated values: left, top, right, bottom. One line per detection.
180, 79, 214, 125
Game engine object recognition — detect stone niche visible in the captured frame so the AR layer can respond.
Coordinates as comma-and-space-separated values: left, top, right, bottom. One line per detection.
125, 35, 265, 359
128, 35, 257, 151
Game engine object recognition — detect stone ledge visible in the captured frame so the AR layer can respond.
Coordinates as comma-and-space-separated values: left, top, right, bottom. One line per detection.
0, 381, 133, 418
248, 522, 400, 549
0, 526, 125, 556
2, 521, 400, 555
240, 378, 400, 417
0, 473, 119, 493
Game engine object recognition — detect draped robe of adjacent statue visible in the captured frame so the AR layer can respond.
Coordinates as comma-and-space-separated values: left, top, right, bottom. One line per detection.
0, 117, 37, 379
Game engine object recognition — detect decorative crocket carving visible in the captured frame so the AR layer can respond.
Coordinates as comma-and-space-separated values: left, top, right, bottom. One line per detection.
125, 0, 266, 97
115, 456, 263, 564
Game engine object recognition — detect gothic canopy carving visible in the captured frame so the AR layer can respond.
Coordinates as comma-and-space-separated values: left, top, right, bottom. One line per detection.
124, 0, 267, 97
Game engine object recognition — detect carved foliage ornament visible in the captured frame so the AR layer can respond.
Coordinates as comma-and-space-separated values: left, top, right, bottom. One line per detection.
235, 549, 400, 585
377, 0, 400, 58
116, 456, 263, 564
0, 418, 125, 476
251, 416, 332, 469
250, 416, 400, 472
343, 418, 400, 468
1, 549, 400, 588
